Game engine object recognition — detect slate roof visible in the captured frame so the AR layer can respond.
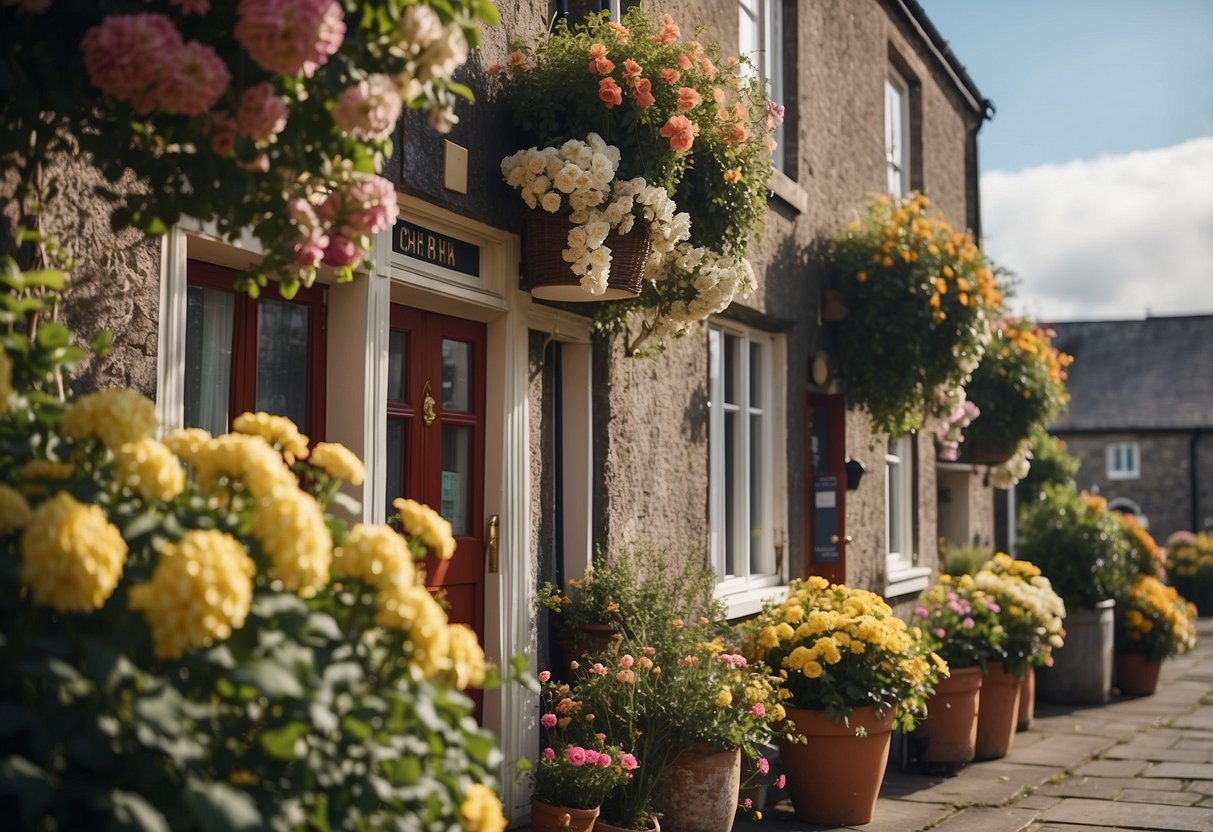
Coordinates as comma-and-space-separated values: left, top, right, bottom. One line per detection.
1048, 315, 1213, 432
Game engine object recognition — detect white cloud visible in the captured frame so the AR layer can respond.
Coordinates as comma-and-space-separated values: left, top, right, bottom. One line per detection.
981, 137, 1213, 321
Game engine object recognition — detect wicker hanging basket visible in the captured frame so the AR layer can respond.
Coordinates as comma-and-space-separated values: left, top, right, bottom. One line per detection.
522, 209, 649, 301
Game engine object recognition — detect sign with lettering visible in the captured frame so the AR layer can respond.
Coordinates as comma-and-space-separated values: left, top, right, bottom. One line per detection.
393, 220, 480, 278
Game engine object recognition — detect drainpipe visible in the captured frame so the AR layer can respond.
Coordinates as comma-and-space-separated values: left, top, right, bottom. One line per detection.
1191, 429, 1205, 531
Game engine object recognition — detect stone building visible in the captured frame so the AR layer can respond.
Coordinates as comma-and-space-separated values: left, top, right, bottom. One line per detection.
11, 0, 1000, 819
1050, 315, 1213, 541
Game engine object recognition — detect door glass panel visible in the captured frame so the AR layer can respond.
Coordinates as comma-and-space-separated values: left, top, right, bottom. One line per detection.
388, 330, 406, 402
724, 410, 737, 577
386, 418, 404, 515
257, 299, 311, 432
442, 339, 471, 411
441, 425, 471, 535
185, 286, 234, 435
750, 412, 764, 574
810, 405, 829, 473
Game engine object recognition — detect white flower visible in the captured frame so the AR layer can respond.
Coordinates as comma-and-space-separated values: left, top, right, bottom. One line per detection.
584, 220, 610, 249
540, 192, 562, 213
554, 164, 580, 194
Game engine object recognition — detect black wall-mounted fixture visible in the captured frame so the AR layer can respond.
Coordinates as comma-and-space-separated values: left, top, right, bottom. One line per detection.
845, 458, 866, 491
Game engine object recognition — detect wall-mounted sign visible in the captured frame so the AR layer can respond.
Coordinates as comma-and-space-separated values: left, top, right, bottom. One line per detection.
393, 220, 480, 278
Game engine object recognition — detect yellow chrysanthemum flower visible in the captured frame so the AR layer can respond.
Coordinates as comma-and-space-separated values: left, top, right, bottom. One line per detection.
309, 442, 366, 486
0, 485, 32, 535
193, 434, 295, 497
114, 438, 186, 503
715, 687, 733, 707
334, 523, 414, 590
377, 583, 451, 677
393, 497, 456, 560
128, 530, 255, 660
60, 389, 156, 449
460, 783, 508, 832
20, 492, 127, 612
445, 623, 488, 690
162, 427, 212, 461
252, 490, 332, 598
232, 411, 310, 464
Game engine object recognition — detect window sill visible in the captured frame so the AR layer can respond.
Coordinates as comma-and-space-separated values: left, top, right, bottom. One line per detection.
768, 170, 808, 214
716, 582, 790, 620
884, 564, 931, 600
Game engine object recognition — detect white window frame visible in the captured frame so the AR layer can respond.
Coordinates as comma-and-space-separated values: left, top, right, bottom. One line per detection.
885, 434, 928, 596
708, 322, 788, 615
1106, 441, 1141, 481
739, 0, 785, 173
885, 70, 910, 196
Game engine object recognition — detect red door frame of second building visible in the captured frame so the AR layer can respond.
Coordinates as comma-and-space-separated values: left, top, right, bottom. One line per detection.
804, 392, 847, 584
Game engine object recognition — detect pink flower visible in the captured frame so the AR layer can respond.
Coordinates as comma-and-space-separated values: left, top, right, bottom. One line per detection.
765, 100, 786, 128
590, 662, 607, 677
237, 83, 288, 142
751, 702, 766, 718
621, 58, 642, 81
584, 749, 601, 766
659, 68, 681, 85
743, 798, 753, 809
538, 670, 551, 683
757, 757, 770, 775
331, 175, 399, 237
322, 235, 359, 267
619, 654, 635, 669
676, 87, 702, 112
962, 616, 976, 629
235, 0, 345, 77
776, 774, 786, 789
210, 112, 237, 157
542, 747, 556, 761
598, 77, 623, 109
615, 669, 636, 684
643, 646, 656, 656
588, 43, 615, 76
157, 41, 230, 116
631, 78, 655, 108
659, 115, 699, 152
620, 753, 639, 771
566, 746, 587, 767
541, 713, 557, 729
555, 698, 572, 714
81, 14, 183, 114
596, 752, 612, 768
933, 627, 947, 639
333, 74, 403, 140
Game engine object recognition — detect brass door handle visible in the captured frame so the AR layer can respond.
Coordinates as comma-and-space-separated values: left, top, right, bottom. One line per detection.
422, 380, 436, 427
830, 534, 853, 544
486, 514, 499, 573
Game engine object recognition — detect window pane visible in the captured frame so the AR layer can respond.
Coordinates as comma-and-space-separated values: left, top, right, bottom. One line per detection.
442, 338, 471, 411
388, 330, 406, 402
441, 425, 471, 535
750, 340, 763, 405
724, 411, 737, 577
724, 334, 739, 404
750, 412, 765, 575
810, 405, 829, 473
256, 299, 311, 432
386, 418, 404, 515
887, 456, 902, 555
185, 286, 234, 435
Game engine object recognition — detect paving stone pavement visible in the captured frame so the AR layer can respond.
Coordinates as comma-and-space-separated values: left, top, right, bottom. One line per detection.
733, 618, 1213, 832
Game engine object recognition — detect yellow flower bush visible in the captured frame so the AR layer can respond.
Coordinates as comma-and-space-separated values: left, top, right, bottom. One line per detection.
460, 783, 509, 832
1117, 574, 1198, 661
335, 523, 416, 589
310, 440, 367, 486
128, 530, 256, 659
251, 488, 333, 598
0, 484, 31, 535
972, 553, 1067, 671
59, 388, 156, 449
113, 437, 186, 503
1165, 531, 1213, 584
232, 410, 311, 464
394, 496, 457, 559
741, 576, 947, 730
20, 492, 127, 613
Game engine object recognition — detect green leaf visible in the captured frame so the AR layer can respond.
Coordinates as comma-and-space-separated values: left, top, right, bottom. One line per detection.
184, 780, 263, 832
34, 321, 71, 349
107, 790, 170, 832
0, 755, 56, 825
304, 612, 343, 643
92, 328, 114, 358
230, 659, 304, 699
260, 720, 309, 761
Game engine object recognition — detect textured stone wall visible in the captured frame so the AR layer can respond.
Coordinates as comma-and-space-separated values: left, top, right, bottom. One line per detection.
1060, 431, 1213, 541
1, 148, 161, 399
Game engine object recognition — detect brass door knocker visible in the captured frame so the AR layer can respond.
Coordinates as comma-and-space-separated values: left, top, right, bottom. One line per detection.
422, 380, 436, 427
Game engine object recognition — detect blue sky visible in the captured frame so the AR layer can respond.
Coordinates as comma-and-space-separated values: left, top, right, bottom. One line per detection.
917, 0, 1213, 320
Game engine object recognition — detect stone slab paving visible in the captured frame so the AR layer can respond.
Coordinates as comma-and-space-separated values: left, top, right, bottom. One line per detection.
1037, 775, 1184, 800
1073, 759, 1149, 778
893, 760, 1062, 806
1145, 762, 1213, 780
1116, 788, 1204, 806
926, 805, 1038, 832
1005, 733, 1117, 767
1038, 797, 1213, 831
1026, 825, 1140, 832
1103, 744, 1213, 763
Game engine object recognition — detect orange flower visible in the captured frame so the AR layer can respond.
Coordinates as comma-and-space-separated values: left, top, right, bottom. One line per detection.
508, 50, 526, 69
659, 114, 699, 151
712, 86, 726, 104
588, 43, 615, 76
632, 77, 655, 108
686, 40, 705, 60
723, 167, 742, 184
650, 13, 680, 45
659, 67, 681, 85
676, 86, 702, 111
727, 123, 749, 144
621, 58, 642, 81
598, 77, 623, 108
677, 53, 693, 70
608, 20, 630, 44
700, 56, 718, 79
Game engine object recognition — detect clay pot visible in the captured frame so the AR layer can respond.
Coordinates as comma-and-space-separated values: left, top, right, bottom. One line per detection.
975, 661, 1021, 761
1114, 652, 1163, 697
779, 706, 894, 826
653, 743, 741, 832
556, 623, 620, 671
918, 665, 982, 764
531, 799, 599, 832
1017, 664, 1036, 732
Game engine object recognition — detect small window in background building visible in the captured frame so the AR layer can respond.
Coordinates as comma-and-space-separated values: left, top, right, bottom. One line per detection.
739, 0, 787, 174
1106, 441, 1141, 480
885, 70, 910, 196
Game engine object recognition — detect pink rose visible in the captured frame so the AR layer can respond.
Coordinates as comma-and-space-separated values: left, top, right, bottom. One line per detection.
235, 0, 345, 77
619, 654, 635, 669
776, 774, 786, 789
541, 713, 557, 729
584, 749, 600, 766
538, 670, 551, 683
757, 757, 769, 775
598, 77, 623, 109
631, 78, 655, 108
321, 235, 359, 267
620, 753, 638, 771
333, 73, 403, 140
596, 752, 612, 768
157, 41, 230, 116
566, 746, 587, 767
751, 702, 766, 718
542, 747, 555, 761
237, 83, 289, 142
81, 14, 183, 114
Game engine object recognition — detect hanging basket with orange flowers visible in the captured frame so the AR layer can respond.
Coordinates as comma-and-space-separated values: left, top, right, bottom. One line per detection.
827, 192, 1006, 438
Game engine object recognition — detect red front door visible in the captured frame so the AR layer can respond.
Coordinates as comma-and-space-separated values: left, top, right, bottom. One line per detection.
805, 393, 847, 584
386, 305, 487, 649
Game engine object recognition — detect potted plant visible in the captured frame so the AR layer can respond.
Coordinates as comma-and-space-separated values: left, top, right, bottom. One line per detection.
827, 193, 1005, 438
1016, 485, 1133, 704
1165, 531, 1213, 615
972, 553, 1067, 731
739, 577, 947, 825
1113, 574, 1198, 698
911, 574, 1007, 765
959, 317, 1072, 466
494, 9, 777, 353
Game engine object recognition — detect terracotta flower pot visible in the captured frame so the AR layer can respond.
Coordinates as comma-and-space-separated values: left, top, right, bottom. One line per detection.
1114, 652, 1163, 697
1017, 664, 1036, 732
779, 706, 894, 826
653, 743, 741, 832
556, 623, 620, 670
531, 799, 600, 832
918, 665, 982, 764
975, 661, 1021, 761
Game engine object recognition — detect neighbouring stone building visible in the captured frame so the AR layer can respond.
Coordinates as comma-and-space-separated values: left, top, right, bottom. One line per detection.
11, 1, 1002, 820
1050, 315, 1213, 541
